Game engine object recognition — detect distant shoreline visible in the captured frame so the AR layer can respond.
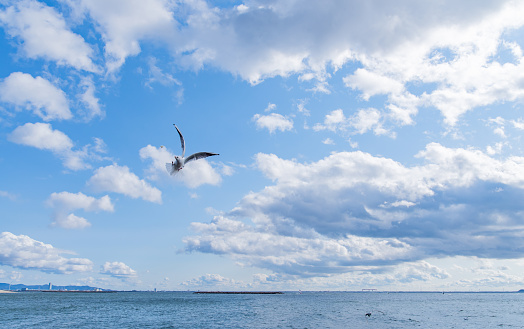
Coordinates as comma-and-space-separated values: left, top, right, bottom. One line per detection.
0, 290, 16, 294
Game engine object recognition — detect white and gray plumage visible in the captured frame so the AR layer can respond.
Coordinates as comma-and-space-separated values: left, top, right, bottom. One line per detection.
165, 124, 219, 175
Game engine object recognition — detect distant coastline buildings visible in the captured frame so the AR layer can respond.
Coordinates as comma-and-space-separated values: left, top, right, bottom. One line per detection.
1, 282, 111, 292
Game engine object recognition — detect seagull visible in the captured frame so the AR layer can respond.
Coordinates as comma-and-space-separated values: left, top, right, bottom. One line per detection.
165, 124, 219, 175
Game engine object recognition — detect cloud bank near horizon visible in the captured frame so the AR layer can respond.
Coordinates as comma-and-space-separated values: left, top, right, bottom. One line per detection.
184, 143, 524, 277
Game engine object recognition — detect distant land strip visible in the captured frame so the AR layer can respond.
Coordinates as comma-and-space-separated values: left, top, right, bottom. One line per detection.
37, 290, 117, 293
194, 291, 283, 294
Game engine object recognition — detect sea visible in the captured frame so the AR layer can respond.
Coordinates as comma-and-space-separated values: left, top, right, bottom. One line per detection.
1, 291, 523, 328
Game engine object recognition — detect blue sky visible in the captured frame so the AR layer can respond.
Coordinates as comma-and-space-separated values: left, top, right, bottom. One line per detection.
2, 0, 524, 291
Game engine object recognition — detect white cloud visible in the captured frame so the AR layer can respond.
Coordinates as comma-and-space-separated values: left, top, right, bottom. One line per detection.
253, 113, 293, 133
145, 57, 181, 89
32, 0, 522, 131
339, 1, 524, 126
314, 108, 391, 136
416, 142, 524, 188
166, 1, 518, 90
139, 144, 222, 188
264, 103, 276, 112
511, 118, 524, 130
8, 122, 100, 170
58, 214, 91, 230
175, 160, 222, 189
47, 191, 114, 229
141, 0, 524, 127
139, 145, 173, 181
88, 164, 162, 203
297, 101, 310, 116
381, 200, 417, 208
185, 215, 415, 277
0, 72, 71, 121
220, 163, 235, 176
36, 0, 524, 130
174, 260, 453, 290
180, 273, 246, 289
9, 122, 73, 152
0, 232, 93, 273
0, 0, 99, 72
322, 138, 334, 145
185, 144, 524, 277
349, 108, 389, 136
389, 261, 450, 283
100, 261, 137, 278
313, 109, 343, 132
343, 68, 404, 101
0, 270, 23, 282
486, 142, 507, 156
73, 0, 176, 73
78, 77, 104, 121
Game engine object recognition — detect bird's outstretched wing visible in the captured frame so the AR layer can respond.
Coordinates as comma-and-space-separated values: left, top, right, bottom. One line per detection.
165, 163, 177, 175
184, 152, 219, 164
173, 124, 185, 158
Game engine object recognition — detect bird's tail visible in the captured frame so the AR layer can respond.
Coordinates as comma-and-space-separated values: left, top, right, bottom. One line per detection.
165, 163, 177, 175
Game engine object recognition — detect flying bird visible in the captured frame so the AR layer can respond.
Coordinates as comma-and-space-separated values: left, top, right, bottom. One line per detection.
165, 124, 219, 175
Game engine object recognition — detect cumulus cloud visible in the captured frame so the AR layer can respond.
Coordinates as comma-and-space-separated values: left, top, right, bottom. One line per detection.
264, 103, 277, 112
0, 232, 93, 273
9, 122, 73, 152
139, 144, 222, 188
202, 0, 524, 127
185, 144, 524, 277
28, 0, 521, 129
313, 108, 391, 136
350, 108, 389, 136
344, 68, 404, 101
54, 0, 487, 84
0, 0, 99, 72
511, 118, 524, 130
185, 215, 416, 277
8, 122, 104, 170
100, 261, 137, 279
47, 191, 114, 229
322, 138, 334, 145
0, 72, 71, 121
255, 260, 450, 289
25, 0, 519, 130
253, 113, 293, 133
175, 260, 452, 290
313, 109, 346, 132
180, 273, 246, 289
88, 164, 162, 203
339, 1, 524, 126
71, 0, 176, 73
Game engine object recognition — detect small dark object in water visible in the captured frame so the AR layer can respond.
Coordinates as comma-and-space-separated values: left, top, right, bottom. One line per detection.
365, 313, 371, 317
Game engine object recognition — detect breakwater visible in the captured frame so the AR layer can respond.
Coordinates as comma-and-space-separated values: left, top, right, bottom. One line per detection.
194, 291, 283, 294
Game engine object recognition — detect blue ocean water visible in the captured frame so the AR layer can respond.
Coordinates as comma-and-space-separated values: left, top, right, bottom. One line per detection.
1, 291, 523, 328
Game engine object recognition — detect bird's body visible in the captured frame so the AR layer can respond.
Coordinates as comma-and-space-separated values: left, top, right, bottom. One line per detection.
165, 124, 219, 175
